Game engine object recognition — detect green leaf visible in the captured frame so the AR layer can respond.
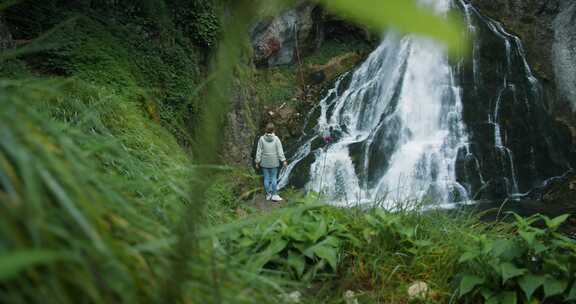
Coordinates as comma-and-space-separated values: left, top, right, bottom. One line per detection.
413, 239, 432, 247
532, 243, 548, 254
545, 214, 570, 230
492, 239, 513, 256
365, 214, 380, 227
500, 291, 517, 304
320, 0, 465, 55
480, 287, 494, 300
543, 276, 568, 298
519, 230, 537, 246
518, 274, 545, 300
362, 228, 376, 242
309, 218, 327, 243
485, 295, 499, 304
566, 281, 576, 301
302, 259, 326, 282
286, 227, 306, 242
313, 244, 338, 271
345, 234, 361, 247
458, 250, 479, 263
248, 239, 288, 271
287, 250, 306, 278
512, 213, 527, 227
500, 262, 526, 283
237, 237, 255, 247
398, 225, 415, 239
0, 250, 64, 281
303, 236, 341, 271
485, 291, 518, 304
459, 274, 485, 297
492, 239, 523, 260
293, 242, 308, 254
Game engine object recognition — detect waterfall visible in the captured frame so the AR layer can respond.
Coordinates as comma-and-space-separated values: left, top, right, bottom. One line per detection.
279, 0, 573, 206
280, 0, 468, 207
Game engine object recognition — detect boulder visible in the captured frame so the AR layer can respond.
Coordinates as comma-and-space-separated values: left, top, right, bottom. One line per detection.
251, 1, 323, 67
477, 177, 511, 200
281, 291, 301, 303
527, 170, 576, 204
407, 281, 429, 300
343, 290, 359, 304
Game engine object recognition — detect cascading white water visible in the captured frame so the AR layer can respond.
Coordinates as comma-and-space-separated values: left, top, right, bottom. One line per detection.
279, 0, 571, 205
279, 0, 469, 207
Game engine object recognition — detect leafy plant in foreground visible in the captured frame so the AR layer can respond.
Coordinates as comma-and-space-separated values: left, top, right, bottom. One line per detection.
362, 208, 433, 254
456, 213, 576, 304
225, 199, 358, 281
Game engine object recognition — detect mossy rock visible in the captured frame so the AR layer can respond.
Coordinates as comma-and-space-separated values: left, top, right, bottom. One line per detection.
305, 51, 364, 85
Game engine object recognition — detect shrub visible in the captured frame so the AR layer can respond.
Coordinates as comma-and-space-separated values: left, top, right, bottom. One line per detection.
456, 213, 576, 304
225, 199, 359, 281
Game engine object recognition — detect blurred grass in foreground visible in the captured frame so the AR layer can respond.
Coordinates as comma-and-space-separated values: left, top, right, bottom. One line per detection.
0, 79, 188, 302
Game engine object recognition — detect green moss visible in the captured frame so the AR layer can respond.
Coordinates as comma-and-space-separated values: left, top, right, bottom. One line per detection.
7, 1, 208, 147
304, 39, 371, 66
253, 65, 299, 107
252, 38, 372, 108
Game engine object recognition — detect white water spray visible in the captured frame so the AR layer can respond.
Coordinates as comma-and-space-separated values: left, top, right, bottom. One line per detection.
280, 0, 469, 207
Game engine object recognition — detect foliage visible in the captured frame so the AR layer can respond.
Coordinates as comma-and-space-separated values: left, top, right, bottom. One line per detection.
4, 0, 206, 147
321, 0, 466, 56
323, 208, 484, 303
0, 79, 189, 302
456, 213, 576, 304
170, 0, 221, 48
224, 198, 358, 281
361, 208, 439, 255
203, 168, 262, 224
252, 38, 371, 110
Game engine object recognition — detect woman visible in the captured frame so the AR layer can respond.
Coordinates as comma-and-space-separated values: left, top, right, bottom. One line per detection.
255, 123, 287, 201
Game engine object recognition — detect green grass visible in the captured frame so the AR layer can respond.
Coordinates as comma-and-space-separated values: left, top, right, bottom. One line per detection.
314, 208, 498, 303
252, 38, 372, 108
0, 76, 281, 303
8, 6, 206, 148
304, 39, 372, 66
0, 79, 189, 302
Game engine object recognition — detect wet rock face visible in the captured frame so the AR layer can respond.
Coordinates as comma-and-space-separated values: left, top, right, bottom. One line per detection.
470, 0, 576, 119
527, 170, 576, 203
467, 0, 576, 201
456, 3, 573, 200
222, 80, 261, 166
470, 0, 560, 82
552, 1, 576, 112
250, 2, 323, 67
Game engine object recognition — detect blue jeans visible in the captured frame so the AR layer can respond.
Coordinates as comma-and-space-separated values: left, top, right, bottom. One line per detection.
262, 167, 278, 195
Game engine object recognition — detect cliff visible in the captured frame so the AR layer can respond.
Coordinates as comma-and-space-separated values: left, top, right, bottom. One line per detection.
470, 0, 576, 121
222, 2, 372, 167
